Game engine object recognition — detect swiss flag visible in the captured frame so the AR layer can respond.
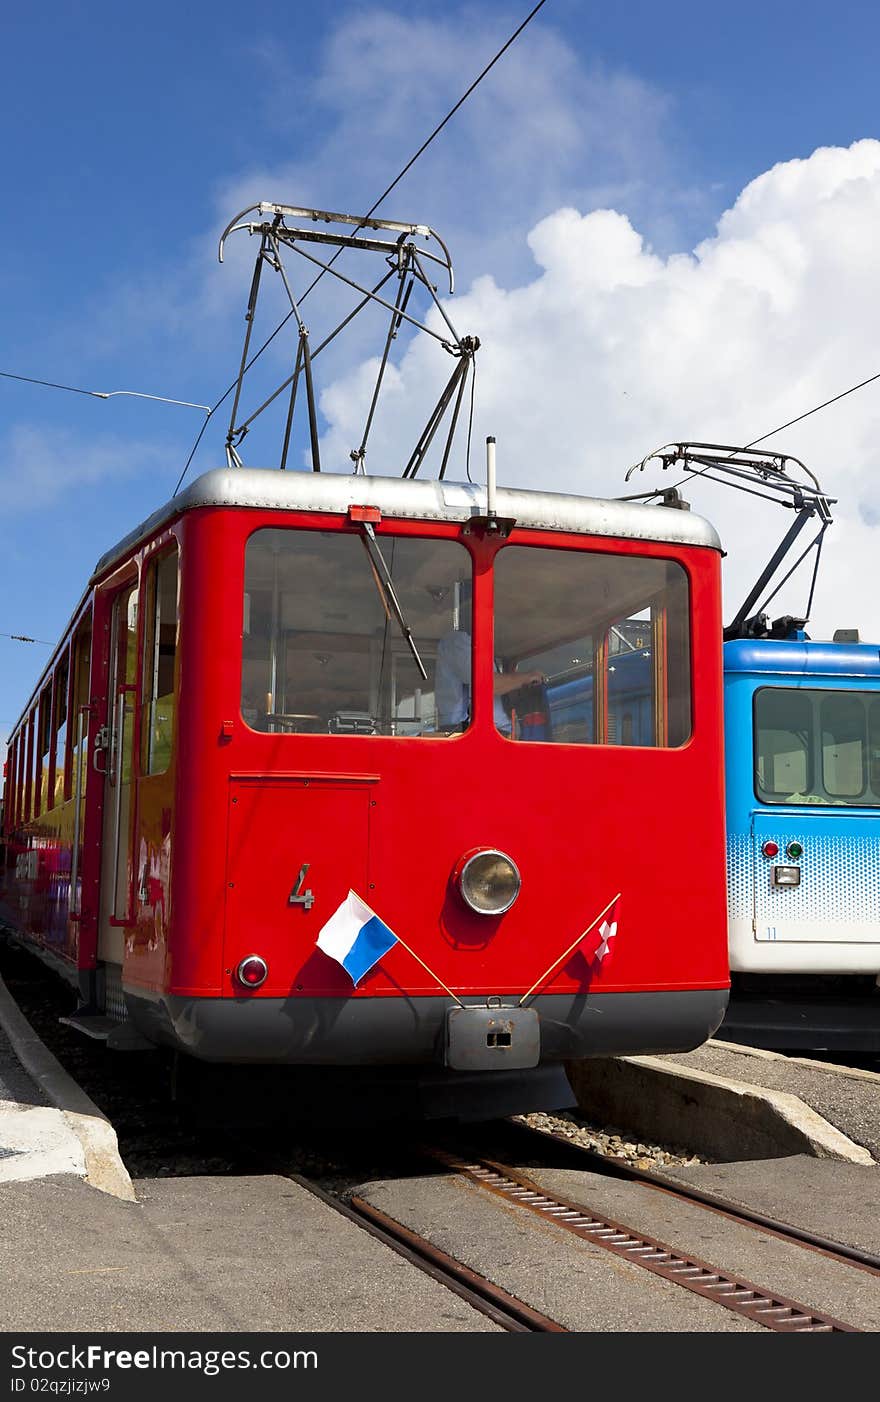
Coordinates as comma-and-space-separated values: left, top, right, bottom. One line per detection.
518, 892, 623, 1007
591, 897, 620, 966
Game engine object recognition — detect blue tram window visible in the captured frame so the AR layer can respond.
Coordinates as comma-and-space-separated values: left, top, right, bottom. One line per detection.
755, 690, 811, 800
754, 687, 880, 808
821, 694, 866, 799
870, 700, 880, 799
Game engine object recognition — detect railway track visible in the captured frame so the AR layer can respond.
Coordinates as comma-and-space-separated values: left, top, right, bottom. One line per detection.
415, 1146, 864, 1332
501, 1116, 880, 1274
296, 1169, 564, 1333
263, 1119, 878, 1334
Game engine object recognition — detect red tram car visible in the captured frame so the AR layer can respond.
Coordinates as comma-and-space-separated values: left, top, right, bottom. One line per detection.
1, 467, 729, 1115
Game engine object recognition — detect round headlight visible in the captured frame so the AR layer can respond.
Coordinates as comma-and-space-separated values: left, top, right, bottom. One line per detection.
457, 849, 521, 915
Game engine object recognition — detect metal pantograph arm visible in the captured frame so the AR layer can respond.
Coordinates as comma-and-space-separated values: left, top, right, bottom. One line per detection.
218, 199, 478, 480
624, 441, 836, 639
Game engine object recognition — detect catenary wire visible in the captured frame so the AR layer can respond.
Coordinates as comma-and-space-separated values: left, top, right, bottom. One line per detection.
639, 367, 880, 501
0, 369, 210, 412
743, 368, 880, 450
0, 369, 102, 399
173, 0, 549, 494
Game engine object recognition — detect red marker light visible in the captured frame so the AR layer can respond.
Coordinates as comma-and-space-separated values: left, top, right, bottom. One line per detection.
761, 840, 779, 858
236, 955, 268, 989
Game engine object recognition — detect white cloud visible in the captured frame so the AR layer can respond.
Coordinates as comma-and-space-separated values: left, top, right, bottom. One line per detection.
316, 139, 880, 641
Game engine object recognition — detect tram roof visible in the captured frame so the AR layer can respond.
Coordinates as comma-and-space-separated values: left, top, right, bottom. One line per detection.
724, 637, 880, 678
93, 467, 722, 580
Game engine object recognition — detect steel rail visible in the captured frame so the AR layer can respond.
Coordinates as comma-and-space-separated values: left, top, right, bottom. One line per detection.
503, 1119, 880, 1276
273, 1167, 564, 1333
348, 1194, 566, 1333
428, 1148, 861, 1332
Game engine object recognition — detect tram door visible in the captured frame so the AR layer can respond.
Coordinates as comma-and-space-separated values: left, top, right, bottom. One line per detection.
97, 580, 138, 968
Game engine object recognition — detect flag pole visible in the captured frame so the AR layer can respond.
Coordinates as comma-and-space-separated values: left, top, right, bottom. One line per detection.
355, 892, 466, 1008
394, 934, 467, 1008
518, 892, 621, 1008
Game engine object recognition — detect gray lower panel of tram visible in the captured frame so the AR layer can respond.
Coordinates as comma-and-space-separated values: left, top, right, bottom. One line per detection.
125, 987, 729, 1066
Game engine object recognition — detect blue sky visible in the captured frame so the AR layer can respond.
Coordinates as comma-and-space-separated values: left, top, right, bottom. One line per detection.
3, 0, 880, 758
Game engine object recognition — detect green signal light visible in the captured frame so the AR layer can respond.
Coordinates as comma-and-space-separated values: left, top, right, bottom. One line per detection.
786, 841, 804, 860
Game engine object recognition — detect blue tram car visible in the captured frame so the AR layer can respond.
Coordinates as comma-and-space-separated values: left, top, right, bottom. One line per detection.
720, 628, 880, 1050
621, 441, 880, 1051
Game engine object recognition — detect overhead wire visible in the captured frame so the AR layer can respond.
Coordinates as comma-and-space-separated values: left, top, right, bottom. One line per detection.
0, 369, 104, 400
0, 369, 210, 412
739, 367, 880, 448
172, 0, 549, 494
637, 367, 880, 501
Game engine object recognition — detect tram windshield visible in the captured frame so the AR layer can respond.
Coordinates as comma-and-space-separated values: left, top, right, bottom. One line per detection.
493, 546, 691, 746
755, 687, 880, 807
241, 529, 693, 744
242, 528, 472, 736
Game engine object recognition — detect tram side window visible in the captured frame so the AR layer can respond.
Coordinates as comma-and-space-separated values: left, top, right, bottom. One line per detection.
822, 695, 866, 799
755, 688, 880, 808
23, 722, 31, 821
16, 732, 23, 824
34, 688, 51, 817
870, 700, 880, 800
493, 547, 691, 746
10, 735, 19, 826
754, 690, 811, 800
13, 740, 21, 825
241, 529, 472, 736
16, 730, 26, 825
141, 548, 179, 775
70, 619, 92, 803
23, 713, 34, 822
15, 732, 22, 824
16, 735, 23, 822
52, 653, 69, 809
6, 741, 17, 829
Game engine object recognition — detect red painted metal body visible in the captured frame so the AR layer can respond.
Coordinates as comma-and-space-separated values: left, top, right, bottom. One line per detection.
1, 471, 729, 1076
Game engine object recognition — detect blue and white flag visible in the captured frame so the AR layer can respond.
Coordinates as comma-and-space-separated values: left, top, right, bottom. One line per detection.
316, 890, 399, 986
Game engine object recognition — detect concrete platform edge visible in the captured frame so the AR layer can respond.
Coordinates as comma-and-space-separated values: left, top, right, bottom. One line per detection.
566, 1052, 875, 1166
707, 1035, 880, 1085
0, 974, 136, 1200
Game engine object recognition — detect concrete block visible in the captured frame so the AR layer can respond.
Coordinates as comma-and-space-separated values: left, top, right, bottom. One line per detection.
565, 1055, 874, 1165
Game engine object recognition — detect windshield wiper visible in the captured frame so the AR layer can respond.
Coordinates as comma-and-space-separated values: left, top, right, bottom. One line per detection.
359, 523, 428, 681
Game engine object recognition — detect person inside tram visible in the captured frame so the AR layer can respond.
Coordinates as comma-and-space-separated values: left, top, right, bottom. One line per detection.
435, 613, 545, 734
